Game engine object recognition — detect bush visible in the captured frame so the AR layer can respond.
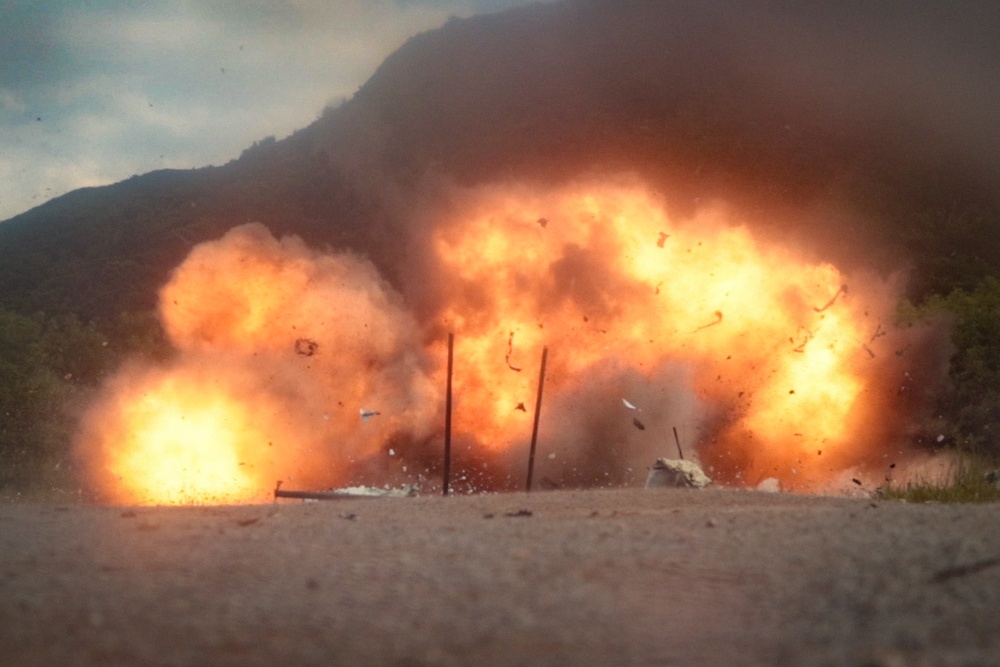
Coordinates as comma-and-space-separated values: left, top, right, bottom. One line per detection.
902, 276, 1000, 462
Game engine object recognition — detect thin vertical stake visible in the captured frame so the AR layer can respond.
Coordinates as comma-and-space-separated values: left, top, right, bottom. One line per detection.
526, 346, 548, 492
673, 426, 684, 460
443, 333, 454, 496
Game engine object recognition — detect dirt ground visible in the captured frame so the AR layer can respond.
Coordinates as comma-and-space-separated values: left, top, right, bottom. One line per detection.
1, 487, 999, 666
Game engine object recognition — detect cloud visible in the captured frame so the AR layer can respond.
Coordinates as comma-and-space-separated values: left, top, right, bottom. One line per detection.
0, 0, 544, 222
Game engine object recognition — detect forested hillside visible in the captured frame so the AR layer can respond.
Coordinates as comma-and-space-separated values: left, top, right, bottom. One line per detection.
2, 0, 999, 494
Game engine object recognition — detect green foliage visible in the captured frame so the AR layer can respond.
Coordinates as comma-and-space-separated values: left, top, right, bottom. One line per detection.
902, 205, 1000, 301
876, 455, 1000, 504
0, 306, 168, 496
103, 310, 172, 364
0, 309, 68, 490
904, 276, 1000, 461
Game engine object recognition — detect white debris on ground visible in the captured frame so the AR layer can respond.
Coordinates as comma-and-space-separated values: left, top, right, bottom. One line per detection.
333, 485, 419, 498
645, 458, 712, 489
756, 477, 782, 493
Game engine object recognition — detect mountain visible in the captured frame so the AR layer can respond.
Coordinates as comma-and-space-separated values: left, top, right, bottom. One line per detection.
2, 0, 999, 322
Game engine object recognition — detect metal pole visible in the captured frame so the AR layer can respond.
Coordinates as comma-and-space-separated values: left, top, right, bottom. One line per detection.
443, 332, 454, 496
526, 346, 548, 492
673, 426, 684, 460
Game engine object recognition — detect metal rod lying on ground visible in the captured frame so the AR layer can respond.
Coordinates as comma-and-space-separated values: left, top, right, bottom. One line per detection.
273, 481, 383, 501
443, 332, 454, 496
673, 426, 684, 460
526, 346, 549, 492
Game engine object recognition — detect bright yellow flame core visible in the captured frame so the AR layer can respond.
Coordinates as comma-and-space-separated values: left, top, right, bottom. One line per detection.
106, 375, 264, 504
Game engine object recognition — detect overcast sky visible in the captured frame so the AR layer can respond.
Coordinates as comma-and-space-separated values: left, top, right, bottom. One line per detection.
0, 0, 541, 222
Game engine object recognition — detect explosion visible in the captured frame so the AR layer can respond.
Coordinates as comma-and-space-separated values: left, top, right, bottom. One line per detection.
74, 178, 945, 504
75, 224, 438, 504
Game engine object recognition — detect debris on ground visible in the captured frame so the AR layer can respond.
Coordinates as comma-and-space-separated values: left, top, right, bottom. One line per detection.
645, 458, 712, 489
931, 556, 1000, 584
274, 481, 419, 501
334, 485, 419, 498
756, 477, 781, 493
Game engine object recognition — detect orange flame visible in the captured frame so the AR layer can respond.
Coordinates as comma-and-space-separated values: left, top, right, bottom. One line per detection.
74, 178, 942, 503
423, 180, 933, 489
75, 224, 438, 505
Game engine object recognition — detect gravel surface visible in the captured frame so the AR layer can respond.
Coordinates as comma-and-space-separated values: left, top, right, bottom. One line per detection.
2, 488, 999, 666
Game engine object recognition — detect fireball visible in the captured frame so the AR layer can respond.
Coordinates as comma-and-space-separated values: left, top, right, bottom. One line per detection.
74, 178, 940, 503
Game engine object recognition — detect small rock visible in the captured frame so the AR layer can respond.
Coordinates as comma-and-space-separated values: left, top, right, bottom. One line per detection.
645, 459, 712, 489
756, 478, 781, 493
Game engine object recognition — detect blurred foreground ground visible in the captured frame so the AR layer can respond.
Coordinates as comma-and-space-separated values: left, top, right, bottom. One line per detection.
1, 488, 999, 666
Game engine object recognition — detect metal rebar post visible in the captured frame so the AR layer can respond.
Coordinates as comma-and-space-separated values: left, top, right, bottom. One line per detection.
443, 332, 454, 496
526, 346, 548, 492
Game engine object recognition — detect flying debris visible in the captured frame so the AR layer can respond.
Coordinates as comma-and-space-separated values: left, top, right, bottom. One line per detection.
515, 402, 527, 412
294, 338, 318, 356
632, 418, 646, 430
537, 217, 548, 228
692, 311, 723, 332
656, 232, 669, 248
792, 328, 814, 353
505, 331, 522, 372
622, 398, 640, 411
360, 408, 381, 421
814, 284, 848, 312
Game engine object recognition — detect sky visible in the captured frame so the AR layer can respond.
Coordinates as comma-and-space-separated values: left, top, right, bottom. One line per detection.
0, 0, 541, 222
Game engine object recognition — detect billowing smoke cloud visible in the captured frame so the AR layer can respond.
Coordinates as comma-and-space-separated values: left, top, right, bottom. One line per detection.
332, 0, 1000, 294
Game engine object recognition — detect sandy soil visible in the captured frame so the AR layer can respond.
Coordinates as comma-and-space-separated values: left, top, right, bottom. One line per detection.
1, 488, 999, 666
